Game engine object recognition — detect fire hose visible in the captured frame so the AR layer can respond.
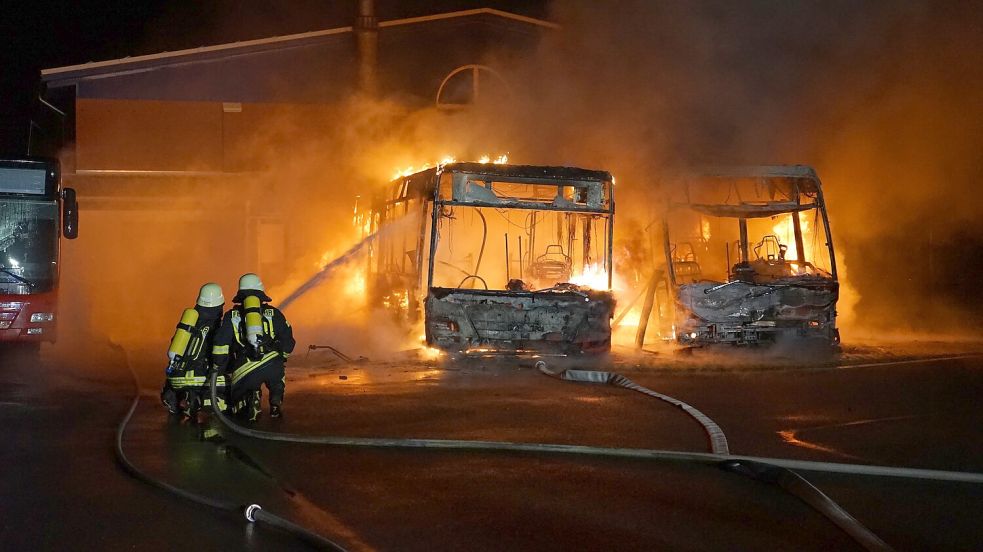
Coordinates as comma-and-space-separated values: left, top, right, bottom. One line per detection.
535, 362, 730, 454
113, 351, 347, 551
537, 364, 889, 551
720, 459, 892, 552
206, 363, 983, 552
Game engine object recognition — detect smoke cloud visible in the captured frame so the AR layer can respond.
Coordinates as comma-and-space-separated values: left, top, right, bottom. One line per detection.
509, 1, 983, 335
53, 0, 983, 373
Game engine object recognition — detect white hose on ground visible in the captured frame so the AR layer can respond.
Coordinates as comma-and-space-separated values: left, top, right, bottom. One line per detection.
208, 373, 983, 483
112, 343, 346, 551
538, 361, 890, 552
536, 361, 730, 454
207, 359, 983, 552
721, 459, 893, 552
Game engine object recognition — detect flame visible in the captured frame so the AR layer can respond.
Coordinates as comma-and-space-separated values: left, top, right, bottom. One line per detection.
772, 215, 813, 273
417, 333, 444, 360
392, 165, 419, 180
317, 248, 337, 268
352, 195, 371, 236
569, 263, 609, 289
381, 290, 409, 310
392, 153, 507, 178
478, 153, 509, 164
346, 271, 366, 297
617, 309, 641, 327
390, 156, 454, 180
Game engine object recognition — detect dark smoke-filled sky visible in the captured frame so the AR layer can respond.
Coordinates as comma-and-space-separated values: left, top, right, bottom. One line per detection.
4, 0, 982, 340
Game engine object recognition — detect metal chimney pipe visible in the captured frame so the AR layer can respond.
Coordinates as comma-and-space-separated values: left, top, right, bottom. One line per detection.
355, 0, 378, 95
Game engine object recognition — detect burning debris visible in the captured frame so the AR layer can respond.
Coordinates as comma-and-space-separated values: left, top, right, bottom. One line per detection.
659, 166, 839, 347
360, 162, 617, 356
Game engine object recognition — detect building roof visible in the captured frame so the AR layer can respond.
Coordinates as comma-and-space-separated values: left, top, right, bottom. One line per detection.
41, 8, 558, 84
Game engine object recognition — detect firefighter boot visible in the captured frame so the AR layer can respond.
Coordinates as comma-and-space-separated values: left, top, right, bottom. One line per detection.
248, 390, 262, 421
270, 404, 281, 418
161, 388, 179, 415
182, 392, 201, 419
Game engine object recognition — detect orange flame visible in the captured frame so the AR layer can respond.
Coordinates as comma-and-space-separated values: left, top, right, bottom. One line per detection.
391, 153, 507, 179
569, 263, 609, 289
772, 215, 812, 273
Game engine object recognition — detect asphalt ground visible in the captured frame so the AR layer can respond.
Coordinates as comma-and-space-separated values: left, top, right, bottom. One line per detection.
2, 342, 982, 550
0, 345, 304, 551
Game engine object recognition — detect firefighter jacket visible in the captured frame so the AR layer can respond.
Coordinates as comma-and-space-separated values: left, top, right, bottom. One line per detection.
210, 292, 295, 377
166, 304, 223, 390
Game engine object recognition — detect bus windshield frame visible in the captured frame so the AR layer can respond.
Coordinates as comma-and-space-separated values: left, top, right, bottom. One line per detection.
0, 159, 61, 295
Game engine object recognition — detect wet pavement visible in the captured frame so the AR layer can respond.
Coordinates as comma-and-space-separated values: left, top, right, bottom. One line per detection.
2, 343, 982, 550
0, 346, 306, 551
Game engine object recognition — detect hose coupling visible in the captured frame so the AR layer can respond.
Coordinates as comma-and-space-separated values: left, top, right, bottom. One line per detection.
244, 503, 262, 522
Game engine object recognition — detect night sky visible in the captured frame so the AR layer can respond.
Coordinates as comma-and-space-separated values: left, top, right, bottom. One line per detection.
0, 0, 548, 156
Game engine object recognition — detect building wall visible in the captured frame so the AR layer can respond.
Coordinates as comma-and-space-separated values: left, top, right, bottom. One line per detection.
77, 99, 224, 171
76, 99, 319, 172
61, 14, 548, 172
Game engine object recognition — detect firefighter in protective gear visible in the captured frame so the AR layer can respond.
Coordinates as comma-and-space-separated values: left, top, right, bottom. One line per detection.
211, 273, 295, 421
160, 283, 228, 417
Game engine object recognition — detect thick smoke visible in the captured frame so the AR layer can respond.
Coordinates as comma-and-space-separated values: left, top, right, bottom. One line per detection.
502, 0, 983, 335
52, 0, 983, 373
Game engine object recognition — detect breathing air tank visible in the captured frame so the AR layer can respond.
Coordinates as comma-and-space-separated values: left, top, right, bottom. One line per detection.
244, 295, 264, 348
166, 308, 199, 372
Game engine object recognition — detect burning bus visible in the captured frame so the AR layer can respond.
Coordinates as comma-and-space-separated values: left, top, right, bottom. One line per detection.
661, 166, 839, 347
0, 158, 78, 348
362, 162, 616, 356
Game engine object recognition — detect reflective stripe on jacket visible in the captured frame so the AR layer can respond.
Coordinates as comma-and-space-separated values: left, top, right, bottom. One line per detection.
211, 301, 295, 373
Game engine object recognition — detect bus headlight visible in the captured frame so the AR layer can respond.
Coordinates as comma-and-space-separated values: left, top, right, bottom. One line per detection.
31, 312, 54, 323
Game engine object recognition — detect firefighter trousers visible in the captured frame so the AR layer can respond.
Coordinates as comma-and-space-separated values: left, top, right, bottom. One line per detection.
164, 371, 228, 414
229, 352, 285, 408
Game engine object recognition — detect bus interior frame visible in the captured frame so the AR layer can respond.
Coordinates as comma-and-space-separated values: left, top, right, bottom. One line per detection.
661, 165, 839, 347
365, 162, 616, 356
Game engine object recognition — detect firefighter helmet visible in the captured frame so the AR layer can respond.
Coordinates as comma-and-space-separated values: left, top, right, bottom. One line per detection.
196, 283, 225, 308
238, 273, 265, 292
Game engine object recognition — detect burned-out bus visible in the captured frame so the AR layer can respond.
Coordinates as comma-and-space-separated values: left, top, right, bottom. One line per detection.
661, 166, 839, 346
363, 162, 616, 355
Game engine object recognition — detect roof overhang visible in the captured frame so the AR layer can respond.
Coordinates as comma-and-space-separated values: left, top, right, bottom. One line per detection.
41, 8, 558, 86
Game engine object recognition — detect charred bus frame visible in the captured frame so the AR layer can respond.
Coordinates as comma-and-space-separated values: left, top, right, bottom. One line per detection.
660, 165, 839, 346
365, 162, 616, 355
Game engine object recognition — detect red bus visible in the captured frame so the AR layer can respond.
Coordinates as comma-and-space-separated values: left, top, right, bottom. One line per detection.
0, 158, 77, 350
